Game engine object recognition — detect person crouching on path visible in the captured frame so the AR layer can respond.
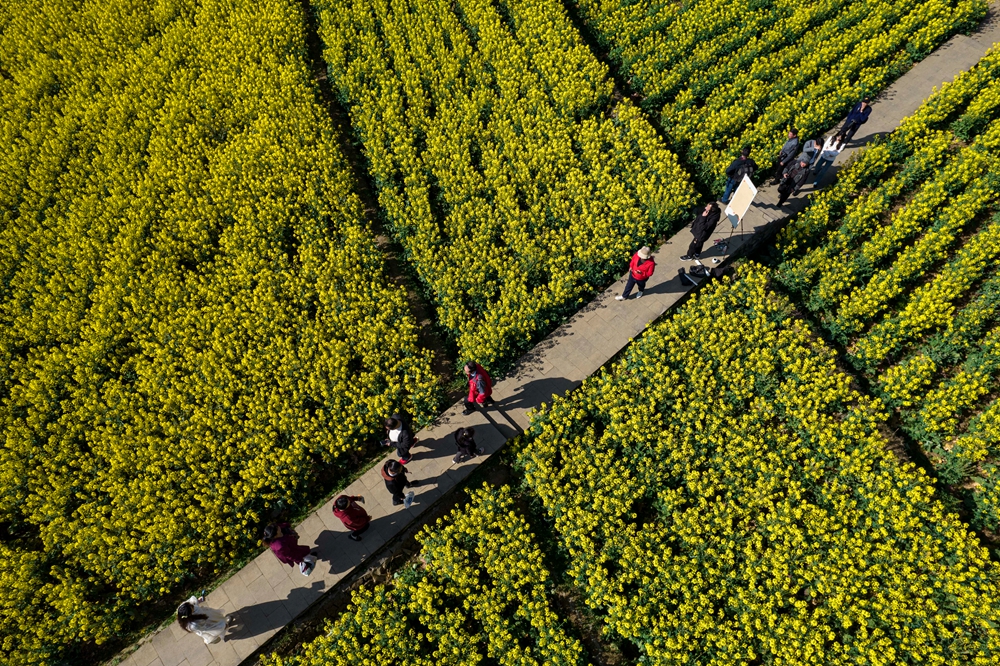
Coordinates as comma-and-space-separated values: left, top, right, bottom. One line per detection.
615, 246, 655, 301
262, 522, 317, 576
333, 495, 370, 542
463, 361, 493, 415
680, 202, 721, 261
177, 595, 230, 644
381, 459, 417, 507
777, 159, 811, 207
453, 427, 485, 463
383, 413, 415, 464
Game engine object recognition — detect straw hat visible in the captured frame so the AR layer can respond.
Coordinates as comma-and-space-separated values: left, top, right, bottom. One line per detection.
638, 246, 651, 259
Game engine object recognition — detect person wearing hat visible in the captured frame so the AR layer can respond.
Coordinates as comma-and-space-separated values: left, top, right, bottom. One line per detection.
842, 97, 872, 143
616, 246, 655, 300
176, 595, 231, 644
680, 202, 721, 261
332, 495, 370, 541
777, 158, 811, 207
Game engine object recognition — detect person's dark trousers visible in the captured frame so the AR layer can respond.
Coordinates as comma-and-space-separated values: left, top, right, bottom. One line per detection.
842, 121, 861, 142
350, 523, 370, 539
722, 177, 737, 203
687, 235, 709, 258
621, 274, 647, 298
777, 187, 793, 207
385, 479, 406, 504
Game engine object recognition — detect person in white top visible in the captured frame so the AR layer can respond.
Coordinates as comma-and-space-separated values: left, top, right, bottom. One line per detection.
813, 133, 847, 185
177, 595, 230, 644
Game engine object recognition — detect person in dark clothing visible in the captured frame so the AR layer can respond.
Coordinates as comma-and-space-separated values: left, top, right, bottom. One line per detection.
772, 128, 799, 183
842, 97, 872, 142
383, 413, 415, 464
680, 202, 721, 261
777, 159, 811, 207
381, 459, 417, 506
453, 427, 484, 463
463, 362, 494, 415
722, 147, 758, 204
615, 246, 656, 301
332, 495, 370, 542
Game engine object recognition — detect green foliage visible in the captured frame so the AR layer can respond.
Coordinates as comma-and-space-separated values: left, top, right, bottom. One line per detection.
775, 49, 1000, 532
0, 0, 437, 663
262, 486, 586, 666
312, 0, 697, 369
572, 0, 987, 191
519, 265, 1000, 665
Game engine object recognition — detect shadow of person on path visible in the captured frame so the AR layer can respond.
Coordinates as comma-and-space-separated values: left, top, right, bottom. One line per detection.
496, 376, 578, 415
639, 270, 692, 296
313, 512, 407, 577
228, 581, 326, 640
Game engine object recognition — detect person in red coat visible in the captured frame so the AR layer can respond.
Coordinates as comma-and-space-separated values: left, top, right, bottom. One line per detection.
462, 362, 494, 415
262, 523, 317, 576
332, 495, 370, 542
616, 246, 655, 301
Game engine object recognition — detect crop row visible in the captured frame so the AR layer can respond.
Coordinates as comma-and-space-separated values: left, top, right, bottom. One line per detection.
571, 0, 986, 191
776, 49, 1000, 532
311, 0, 697, 368
517, 265, 1000, 664
0, 0, 437, 663
261, 486, 585, 666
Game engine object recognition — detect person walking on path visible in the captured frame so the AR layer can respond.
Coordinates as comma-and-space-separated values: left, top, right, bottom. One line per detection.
680, 202, 721, 261
812, 133, 847, 185
381, 459, 417, 507
177, 595, 230, 644
772, 128, 800, 183
777, 159, 811, 207
796, 137, 822, 165
463, 362, 494, 415
615, 246, 656, 301
262, 523, 317, 576
383, 413, 415, 464
842, 97, 872, 142
333, 495, 370, 542
453, 427, 485, 463
722, 147, 758, 204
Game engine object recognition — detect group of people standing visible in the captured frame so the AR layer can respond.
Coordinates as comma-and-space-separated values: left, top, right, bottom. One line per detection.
770, 97, 871, 207
614, 97, 873, 288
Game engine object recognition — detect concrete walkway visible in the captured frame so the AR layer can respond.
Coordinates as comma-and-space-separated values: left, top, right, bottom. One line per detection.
118, 10, 1000, 666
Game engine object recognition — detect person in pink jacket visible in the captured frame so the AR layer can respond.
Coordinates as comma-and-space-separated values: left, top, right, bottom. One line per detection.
262, 522, 317, 576
616, 246, 656, 300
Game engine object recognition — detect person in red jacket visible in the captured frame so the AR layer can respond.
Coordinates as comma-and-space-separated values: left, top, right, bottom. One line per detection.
462, 362, 494, 415
616, 246, 655, 301
262, 523, 317, 576
332, 495, 370, 542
